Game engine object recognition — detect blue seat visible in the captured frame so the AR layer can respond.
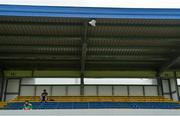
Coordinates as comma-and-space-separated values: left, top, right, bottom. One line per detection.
4, 102, 180, 109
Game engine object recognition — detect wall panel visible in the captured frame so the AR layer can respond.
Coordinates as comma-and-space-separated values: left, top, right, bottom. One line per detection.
36, 86, 50, 96
98, 86, 112, 96
113, 86, 128, 96
20, 86, 35, 96
170, 78, 179, 101
84, 86, 97, 96
144, 86, 158, 96
162, 80, 170, 99
6, 79, 20, 93
67, 86, 80, 96
52, 86, 66, 96
162, 80, 169, 93
129, 86, 143, 96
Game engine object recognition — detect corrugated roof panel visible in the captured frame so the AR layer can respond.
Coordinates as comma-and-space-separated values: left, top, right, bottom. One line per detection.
0, 46, 81, 55
88, 26, 180, 37
0, 23, 82, 36
87, 55, 169, 61
97, 19, 180, 25
1, 5, 180, 70
88, 38, 180, 47
87, 47, 172, 56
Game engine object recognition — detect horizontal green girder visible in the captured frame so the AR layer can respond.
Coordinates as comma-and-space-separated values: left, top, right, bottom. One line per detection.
3, 70, 180, 78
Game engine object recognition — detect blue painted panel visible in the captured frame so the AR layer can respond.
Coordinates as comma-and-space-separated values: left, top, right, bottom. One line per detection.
0, 5, 180, 19
4, 102, 180, 109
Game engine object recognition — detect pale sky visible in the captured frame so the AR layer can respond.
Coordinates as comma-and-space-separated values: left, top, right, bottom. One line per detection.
0, 0, 180, 8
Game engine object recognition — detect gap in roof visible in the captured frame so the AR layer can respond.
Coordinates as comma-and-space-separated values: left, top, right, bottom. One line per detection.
0, 0, 180, 8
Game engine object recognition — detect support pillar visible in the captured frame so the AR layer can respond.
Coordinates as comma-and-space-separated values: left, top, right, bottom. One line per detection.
156, 72, 163, 96
169, 71, 179, 101
80, 73, 84, 96
80, 22, 88, 96
0, 68, 5, 101
160, 72, 179, 101
174, 71, 180, 101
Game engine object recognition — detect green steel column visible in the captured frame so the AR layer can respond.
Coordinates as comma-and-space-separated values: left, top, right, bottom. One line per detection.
80, 22, 88, 96
156, 72, 163, 96
174, 71, 180, 101
0, 68, 5, 101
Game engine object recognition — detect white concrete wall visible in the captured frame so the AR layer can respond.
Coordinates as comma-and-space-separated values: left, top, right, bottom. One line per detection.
170, 78, 178, 101
6, 79, 20, 101
67, 86, 80, 96
162, 80, 170, 99
21, 78, 35, 85
129, 86, 143, 96
6, 79, 20, 93
144, 86, 158, 96
19, 78, 158, 97
36, 86, 51, 96
19, 85, 158, 97
98, 86, 112, 96
52, 86, 66, 96
84, 86, 97, 96
20, 86, 35, 96
113, 86, 128, 96
162, 80, 169, 93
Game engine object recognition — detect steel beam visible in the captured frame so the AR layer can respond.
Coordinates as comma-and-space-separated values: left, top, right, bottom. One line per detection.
80, 22, 88, 96
156, 72, 163, 96
0, 68, 5, 101
174, 71, 180, 101
158, 51, 180, 74
1, 20, 180, 27
168, 79, 173, 99
0, 21, 82, 26
0, 55, 168, 62
0, 55, 80, 61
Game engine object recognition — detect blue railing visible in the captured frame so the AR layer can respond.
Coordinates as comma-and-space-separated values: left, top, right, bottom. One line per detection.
4, 102, 180, 109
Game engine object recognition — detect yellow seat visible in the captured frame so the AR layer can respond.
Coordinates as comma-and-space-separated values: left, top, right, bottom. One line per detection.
0, 102, 7, 108
9, 96, 175, 103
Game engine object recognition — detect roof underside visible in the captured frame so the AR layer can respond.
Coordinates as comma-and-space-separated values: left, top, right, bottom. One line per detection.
0, 5, 180, 71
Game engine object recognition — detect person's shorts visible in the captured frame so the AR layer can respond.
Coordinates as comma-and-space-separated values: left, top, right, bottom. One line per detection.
42, 96, 46, 101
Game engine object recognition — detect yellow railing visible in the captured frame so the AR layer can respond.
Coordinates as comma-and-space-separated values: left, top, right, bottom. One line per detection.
0, 102, 7, 108
10, 96, 174, 103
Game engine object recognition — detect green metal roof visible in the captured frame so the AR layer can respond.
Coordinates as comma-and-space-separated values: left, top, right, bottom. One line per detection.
0, 6, 180, 72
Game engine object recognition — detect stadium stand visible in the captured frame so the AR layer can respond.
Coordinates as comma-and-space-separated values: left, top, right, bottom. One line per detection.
3, 96, 180, 109
0, 102, 6, 109
1, 5, 180, 115
11, 96, 174, 102
4, 102, 180, 109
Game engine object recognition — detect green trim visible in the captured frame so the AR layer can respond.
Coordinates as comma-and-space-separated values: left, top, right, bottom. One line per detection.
34, 71, 80, 77
4, 70, 80, 77
4, 71, 32, 77
161, 72, 174, 78
85, 71, 155, 77
176, 72, 180, 77
4, 70, 179, 78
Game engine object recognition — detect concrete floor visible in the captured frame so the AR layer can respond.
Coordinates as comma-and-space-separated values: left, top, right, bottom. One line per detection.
0, 109, 180, 116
